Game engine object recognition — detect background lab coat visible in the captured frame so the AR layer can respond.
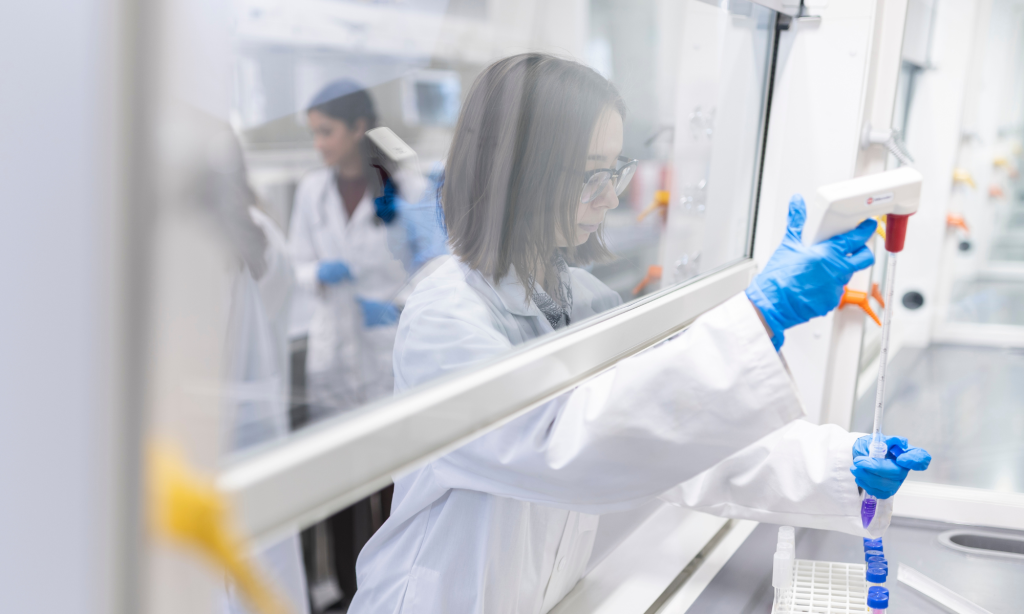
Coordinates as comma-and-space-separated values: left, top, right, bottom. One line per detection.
349, 258, 890, 614
288, 168, 410, 418
221, 208, 309, 614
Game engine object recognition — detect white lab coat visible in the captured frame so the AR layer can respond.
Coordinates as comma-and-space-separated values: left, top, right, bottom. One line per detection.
288, 168, 411, 419
222, 208, 309, 614
348, 258, 890, 614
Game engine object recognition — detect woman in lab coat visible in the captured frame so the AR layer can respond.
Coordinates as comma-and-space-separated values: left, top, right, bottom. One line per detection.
348, 54, 930, 614
288, 80, 411, 421
199, 123, 309, 614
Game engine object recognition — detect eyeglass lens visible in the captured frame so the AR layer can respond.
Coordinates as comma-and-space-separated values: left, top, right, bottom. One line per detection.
582, 162, 636, 203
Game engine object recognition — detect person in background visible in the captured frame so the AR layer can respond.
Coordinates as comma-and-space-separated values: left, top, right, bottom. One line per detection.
287, 80, 411, 421
192, 119, 309, 614
288, 79, 448, 612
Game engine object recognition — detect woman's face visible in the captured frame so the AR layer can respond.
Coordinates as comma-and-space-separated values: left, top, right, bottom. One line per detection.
308, 109, 365, 171
563, 106, 624, 247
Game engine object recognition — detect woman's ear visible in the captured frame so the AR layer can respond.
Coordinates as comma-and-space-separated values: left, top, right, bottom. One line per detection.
353, 117, 368, 140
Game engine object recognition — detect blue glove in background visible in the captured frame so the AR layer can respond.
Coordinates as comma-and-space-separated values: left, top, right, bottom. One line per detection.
317, 260, 352, 284
377, 174, 450, 274
851, 434, 932, 499
357, 297, 400, 327
374, 179, 399, 224
746, 195, 877, 350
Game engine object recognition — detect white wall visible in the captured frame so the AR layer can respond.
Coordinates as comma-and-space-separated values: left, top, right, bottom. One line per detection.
0, 1, 133, 613
891, 0, 982, 348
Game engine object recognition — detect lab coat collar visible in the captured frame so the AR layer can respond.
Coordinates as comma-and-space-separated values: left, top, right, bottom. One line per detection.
482, 265, 544, 318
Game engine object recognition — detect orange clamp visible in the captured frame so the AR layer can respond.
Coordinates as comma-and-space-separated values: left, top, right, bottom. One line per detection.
632, 265, 663, 295
946, 213, 969, 233
839, 286, 881, 326
871, 282, 886, 309
637, 190, 670, 222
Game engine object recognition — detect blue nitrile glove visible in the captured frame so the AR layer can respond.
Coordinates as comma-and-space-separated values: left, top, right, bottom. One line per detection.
357, 297, 400, 327
374, 179, 400, 224
746, 195, 878, 350
379, 172, 450, 273
851, 435, 932, 499
317, 260, 352, 284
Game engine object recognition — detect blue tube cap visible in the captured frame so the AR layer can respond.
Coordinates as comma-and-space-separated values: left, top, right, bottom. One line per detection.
867, 556, 887, 567
864, 538, 884, 551
864, 549, 884, 561
866, 563, 888, 583
867, 586, 889, 608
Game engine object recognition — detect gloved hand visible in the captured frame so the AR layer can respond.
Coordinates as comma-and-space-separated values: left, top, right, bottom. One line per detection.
317, 260, 352, 284
377, 174, 449, 273
374, 179, 401, 224
851, 435, 932, 499
357, 297, 400, 327
746, 195, 877, 350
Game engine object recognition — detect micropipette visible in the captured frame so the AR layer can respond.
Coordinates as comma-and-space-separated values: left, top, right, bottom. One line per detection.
860, 213, 911, 528
801, 167, 922, 530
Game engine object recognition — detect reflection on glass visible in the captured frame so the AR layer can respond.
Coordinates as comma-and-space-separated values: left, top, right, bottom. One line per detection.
231, 0, 774, 432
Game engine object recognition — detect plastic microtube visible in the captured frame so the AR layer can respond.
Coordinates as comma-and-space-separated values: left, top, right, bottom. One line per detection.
866, 563, 888, 587
868, 586, 889, 612
864, 549, 884, 561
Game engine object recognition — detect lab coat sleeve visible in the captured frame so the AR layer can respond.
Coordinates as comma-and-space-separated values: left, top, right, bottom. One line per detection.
414, 293, 808, 515
287, 180, 321, 293
658, 421, 892, 537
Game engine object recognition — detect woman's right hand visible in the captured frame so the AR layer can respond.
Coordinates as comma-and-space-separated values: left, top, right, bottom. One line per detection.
317, 260, 352, 284
745, 195, 877, 350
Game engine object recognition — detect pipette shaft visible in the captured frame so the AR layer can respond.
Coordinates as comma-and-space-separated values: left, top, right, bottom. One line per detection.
861, 251, 899, 528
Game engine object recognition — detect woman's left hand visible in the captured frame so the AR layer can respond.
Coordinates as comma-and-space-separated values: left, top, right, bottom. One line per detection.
850, 435, 932, 499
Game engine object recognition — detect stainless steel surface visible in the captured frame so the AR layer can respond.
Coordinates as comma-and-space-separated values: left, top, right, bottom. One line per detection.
897, 564, 994, 614
939, 530, 1024, 561
220, 260, 757, 541
684, 518, 1024, 613
852, 344, 1024, 493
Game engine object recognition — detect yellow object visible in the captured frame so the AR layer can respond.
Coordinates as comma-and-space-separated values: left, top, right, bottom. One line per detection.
150, 442, 293, 614
874, 215, 886, 240
994, 156, 1010, 168
952, 168, 976, 188
637, 190, 671, 222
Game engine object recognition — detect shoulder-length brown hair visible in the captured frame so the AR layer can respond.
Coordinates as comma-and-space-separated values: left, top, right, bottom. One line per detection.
442, 53, 625, 295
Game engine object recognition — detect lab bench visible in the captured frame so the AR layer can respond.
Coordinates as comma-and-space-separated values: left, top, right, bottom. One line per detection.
682, 517, 1024, 613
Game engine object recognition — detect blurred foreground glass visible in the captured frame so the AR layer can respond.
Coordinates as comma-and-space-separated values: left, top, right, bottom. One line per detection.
149, 0, 776, 453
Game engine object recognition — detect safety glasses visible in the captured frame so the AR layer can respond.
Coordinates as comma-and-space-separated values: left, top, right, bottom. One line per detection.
581, 155, 638, 204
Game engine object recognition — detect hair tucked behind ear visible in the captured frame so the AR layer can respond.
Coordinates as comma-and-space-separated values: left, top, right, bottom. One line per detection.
442, 53, 624, 296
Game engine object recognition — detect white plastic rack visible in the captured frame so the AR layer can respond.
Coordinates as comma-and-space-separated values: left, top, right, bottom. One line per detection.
773, 559, 871, 613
